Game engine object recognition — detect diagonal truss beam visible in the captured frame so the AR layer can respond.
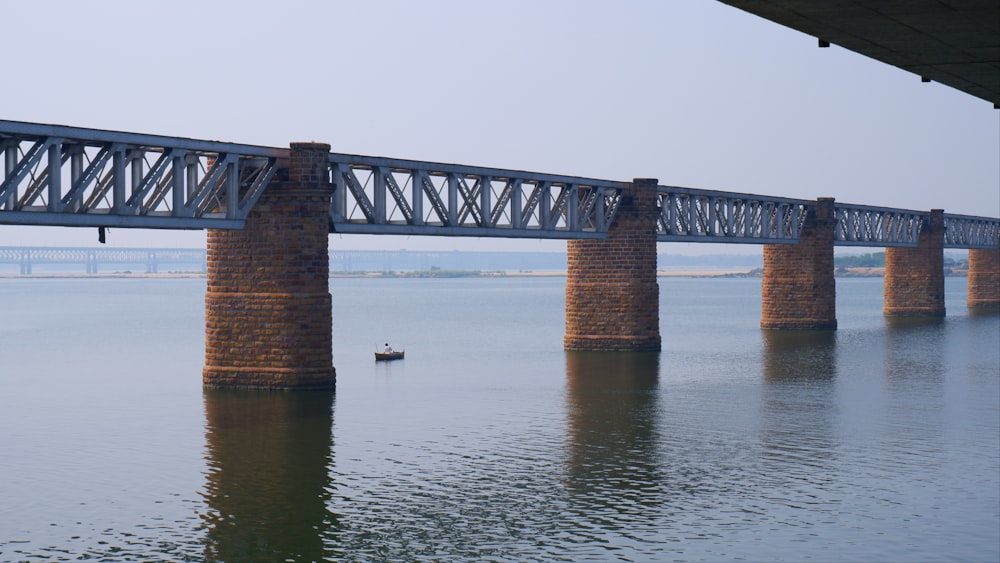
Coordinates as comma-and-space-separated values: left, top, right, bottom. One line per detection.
833, 203, 924, 247
2, 121, 997, 249
0, 120, 286, 229
834, 205, 1000, 249
328, 153, 624, 239
657, 186, 810, 244
943, 214, 1000, 249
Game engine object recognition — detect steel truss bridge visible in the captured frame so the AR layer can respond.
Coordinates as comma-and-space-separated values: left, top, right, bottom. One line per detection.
2, 120, 998, 249
0, 247, 205, 275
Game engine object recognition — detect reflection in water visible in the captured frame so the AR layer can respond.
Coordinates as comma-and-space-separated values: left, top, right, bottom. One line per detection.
202, 390, 336, 563
884, 317, 946, 386
759, 331, 838, 477
968, 304, 1000, 317
564, 351, 660, 504
762, 330, 837, 382
882, 317, 947, 443
885, 315, 946, 330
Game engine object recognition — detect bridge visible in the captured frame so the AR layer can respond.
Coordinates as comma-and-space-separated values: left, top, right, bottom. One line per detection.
2, 119, 997, 388
3, 120, 997, 248
0, 3, 997, 390
0, 246, 205, 275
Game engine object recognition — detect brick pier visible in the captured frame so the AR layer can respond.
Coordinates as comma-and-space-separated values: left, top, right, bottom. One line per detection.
968, 246, 1000, 311
564, 178, 661, 351
203, 143, 336, 389
760, 198, 837, 330
884, 209, 945, 317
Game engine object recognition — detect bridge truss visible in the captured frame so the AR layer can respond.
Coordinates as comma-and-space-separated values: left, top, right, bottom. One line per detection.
833, 204, 1000, 249
653, 192, 1000, 249
833, 204, 924, 247
328, 154, 625, 239
1, 121, 997, 249
943, 214, 1000, 249
0, 120, 285, 229
656, 187, 809, 244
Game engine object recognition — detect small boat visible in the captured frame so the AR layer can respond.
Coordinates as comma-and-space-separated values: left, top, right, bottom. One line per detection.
375, 350, 405, 362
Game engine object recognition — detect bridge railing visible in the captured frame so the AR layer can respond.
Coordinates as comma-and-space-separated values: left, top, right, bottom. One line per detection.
656, 186, 810, 244
943, 214, 1000, 249
0, 120, 287, 229
328, 153, 626, 239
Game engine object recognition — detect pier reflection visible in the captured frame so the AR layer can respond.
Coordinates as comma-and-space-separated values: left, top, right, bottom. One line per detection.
759, 331, 838, 471
201, 390, 336, 563
564, 351, 661, 503
968, 304, 1000, 317
884, 317, 946, 384
761, 330, 837, 382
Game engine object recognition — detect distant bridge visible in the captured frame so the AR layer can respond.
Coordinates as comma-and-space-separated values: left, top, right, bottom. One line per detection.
2, 120, 997, 248
0, 247, 205, 275
0, 247, 572, 275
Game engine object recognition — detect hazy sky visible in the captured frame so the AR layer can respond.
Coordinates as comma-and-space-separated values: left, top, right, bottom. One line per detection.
2, 0, 997, 253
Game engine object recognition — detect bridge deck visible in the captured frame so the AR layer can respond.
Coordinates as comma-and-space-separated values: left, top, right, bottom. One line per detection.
718, 1, 1000, 106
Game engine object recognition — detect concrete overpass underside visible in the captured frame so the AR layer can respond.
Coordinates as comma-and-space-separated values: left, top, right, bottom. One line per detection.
718, 0, 1000, 107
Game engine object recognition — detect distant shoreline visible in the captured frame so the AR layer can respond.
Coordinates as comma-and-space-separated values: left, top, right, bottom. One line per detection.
0, 269, 754, 280
0, 267, 971, 280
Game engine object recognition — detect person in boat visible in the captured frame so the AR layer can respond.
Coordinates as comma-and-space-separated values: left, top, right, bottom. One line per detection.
383, 343, 393, 353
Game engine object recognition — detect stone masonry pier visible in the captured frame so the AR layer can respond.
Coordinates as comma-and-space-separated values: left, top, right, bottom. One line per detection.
968, 246, 1000, 311
564, 178, 661, 351
884, 209, 945, 317
203, 143, 336, 389
761, 198, 838, 330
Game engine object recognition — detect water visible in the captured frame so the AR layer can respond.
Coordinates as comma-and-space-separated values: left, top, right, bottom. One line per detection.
0, 275, 997, 562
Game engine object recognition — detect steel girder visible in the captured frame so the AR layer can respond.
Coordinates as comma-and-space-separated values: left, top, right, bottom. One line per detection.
328, 153, 625, 239
0, 121, 286, 229
833, 206, 1000, 249
656, 187, 809, 244
834, 204, 924, 247
943, 214, 1000, 249
656, 195, 1000, 250
2, 121, 997, 249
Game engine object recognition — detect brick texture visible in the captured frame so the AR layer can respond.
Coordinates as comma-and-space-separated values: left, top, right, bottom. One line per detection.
203, 143, 336, 389
564, 179, 661, 351
968, 246, 1000, 311
761, 198, 837, 330
884, 210, 945, 317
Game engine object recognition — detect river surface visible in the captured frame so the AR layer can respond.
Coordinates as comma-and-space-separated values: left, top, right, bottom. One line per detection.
0, 275, 997, 562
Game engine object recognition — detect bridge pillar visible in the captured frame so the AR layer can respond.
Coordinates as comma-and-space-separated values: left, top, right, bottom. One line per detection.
761, 197, 837, 330
19, 249, 31, 275
203, 143, 336, 389
564, 178, 660, 351
967, 246, 1000, 311
86, 250, 97, 274
884, 209, 945, 317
